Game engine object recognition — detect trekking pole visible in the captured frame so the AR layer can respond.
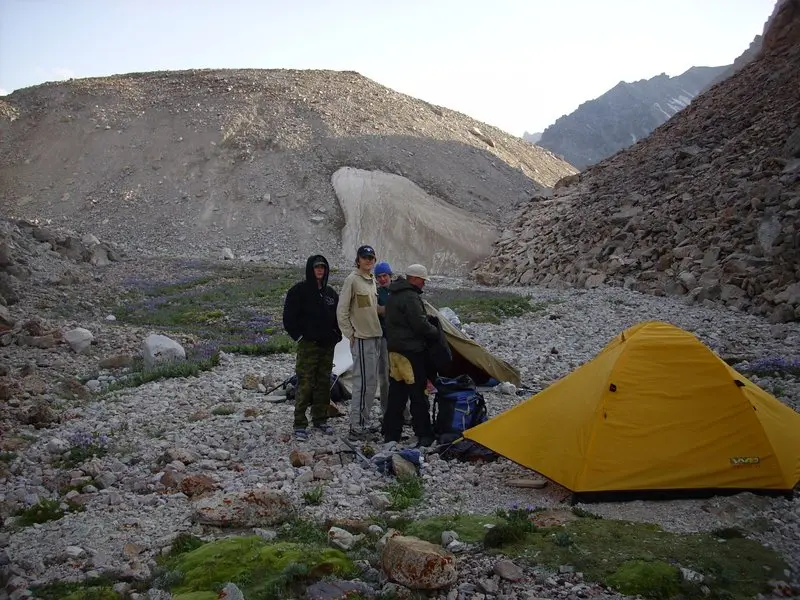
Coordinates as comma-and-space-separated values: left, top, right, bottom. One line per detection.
264, 376, 293, 396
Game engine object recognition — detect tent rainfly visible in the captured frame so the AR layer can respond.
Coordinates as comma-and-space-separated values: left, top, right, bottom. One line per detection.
465, 321, 800, 500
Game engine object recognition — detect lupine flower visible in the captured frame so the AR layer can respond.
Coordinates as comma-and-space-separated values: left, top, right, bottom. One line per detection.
745, 357, 800, 375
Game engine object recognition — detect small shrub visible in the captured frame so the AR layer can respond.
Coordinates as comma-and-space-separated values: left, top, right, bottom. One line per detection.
170, 533, 205, 556
605, 560, 681, 599
302, 486, 325, 506
0, 451, 17, 463
211, 404, 236, 416
385, 475, 423, 510
277, 519, 328, 545
16, 499, 65, 525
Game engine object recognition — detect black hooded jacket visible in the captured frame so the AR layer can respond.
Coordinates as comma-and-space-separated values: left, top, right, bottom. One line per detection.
282, 255, 342, 346
384, 277, 439, 353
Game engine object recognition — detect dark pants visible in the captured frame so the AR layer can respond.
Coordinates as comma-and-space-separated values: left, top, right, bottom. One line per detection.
293, 340, 335, 429
384, 350, 435, 442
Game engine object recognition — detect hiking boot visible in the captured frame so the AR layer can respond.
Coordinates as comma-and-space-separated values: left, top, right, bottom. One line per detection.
293, 428, 308, 441
313, 423, 334, 435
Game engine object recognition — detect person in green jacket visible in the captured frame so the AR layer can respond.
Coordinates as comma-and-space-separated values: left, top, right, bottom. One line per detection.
383, 264, 440, 446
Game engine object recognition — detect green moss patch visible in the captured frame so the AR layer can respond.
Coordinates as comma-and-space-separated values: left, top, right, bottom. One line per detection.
165, 536, 355, 599
497, 516, 786, 600
606, 560, 682, 599
30, 578, 122, 600
404, 513, 502, 544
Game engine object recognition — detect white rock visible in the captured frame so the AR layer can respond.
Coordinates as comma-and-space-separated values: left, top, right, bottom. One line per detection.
64, 546, 85, 559
64, 327, 94, 353
46, 438, 70, 454
142, 334, 186, 368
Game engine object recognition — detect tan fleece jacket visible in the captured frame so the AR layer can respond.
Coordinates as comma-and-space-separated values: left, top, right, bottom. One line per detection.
337, 270, 382, 340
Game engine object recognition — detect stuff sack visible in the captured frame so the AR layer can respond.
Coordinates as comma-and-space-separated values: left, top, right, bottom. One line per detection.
432, 375, 488, 444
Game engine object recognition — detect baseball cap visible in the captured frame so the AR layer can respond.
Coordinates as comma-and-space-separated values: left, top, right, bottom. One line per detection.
312, 257, 327, 267
405, 264, 429, 280
374, 261, 393, 276
356, 245, 376, 258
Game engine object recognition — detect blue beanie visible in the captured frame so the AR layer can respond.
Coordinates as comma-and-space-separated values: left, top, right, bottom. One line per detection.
374, 261, 393, 276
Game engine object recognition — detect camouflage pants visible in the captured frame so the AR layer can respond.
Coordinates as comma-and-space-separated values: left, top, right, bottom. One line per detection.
293, 340, 335, 429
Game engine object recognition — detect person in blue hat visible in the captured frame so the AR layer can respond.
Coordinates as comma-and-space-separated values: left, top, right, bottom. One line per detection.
374, 260, 409, 425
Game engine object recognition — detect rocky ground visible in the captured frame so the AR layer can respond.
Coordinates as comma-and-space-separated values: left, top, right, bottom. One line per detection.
0, 68, 575, 272
475, 0, 800, 324
1, 226, 799, 598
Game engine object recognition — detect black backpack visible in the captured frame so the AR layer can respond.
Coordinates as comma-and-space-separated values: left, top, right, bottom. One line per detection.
432, 375, 488, 444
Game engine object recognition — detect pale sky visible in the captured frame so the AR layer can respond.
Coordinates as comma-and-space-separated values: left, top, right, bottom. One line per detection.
0, 0, 774, 136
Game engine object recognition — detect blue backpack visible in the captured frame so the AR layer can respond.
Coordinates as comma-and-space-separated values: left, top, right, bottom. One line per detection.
432, 375, 488, 443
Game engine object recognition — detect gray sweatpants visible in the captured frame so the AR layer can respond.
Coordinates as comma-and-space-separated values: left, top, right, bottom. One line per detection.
378, 337, 390, 415
350, 337, 382, 430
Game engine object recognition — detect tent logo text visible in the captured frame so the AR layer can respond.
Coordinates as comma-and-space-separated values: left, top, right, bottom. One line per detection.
730, 457, 760, 465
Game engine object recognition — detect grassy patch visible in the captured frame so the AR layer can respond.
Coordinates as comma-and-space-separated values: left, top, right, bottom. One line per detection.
426, 289, 551, 324
102, 264, 306, 381
103, 354, 220, 393
385, 475, 424, 510
112, 266, 300, 344
404, 513, 501, 544
30, 577, 123, 600
302, 486, 325, 506
0, 451, 17, 463
490, 514, 787, 600
162, 535, 355, 600
221, 334, 296, 356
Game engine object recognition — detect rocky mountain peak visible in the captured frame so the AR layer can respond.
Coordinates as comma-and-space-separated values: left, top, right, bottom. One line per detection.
535, 65, 728, 169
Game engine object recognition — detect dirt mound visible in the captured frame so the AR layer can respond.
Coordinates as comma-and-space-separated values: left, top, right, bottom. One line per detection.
475, 1, 800, 322
0, 69, 575, 268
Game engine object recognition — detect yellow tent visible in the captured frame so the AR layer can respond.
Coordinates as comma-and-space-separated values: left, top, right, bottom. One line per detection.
464, 321, 800, 497
423, 301, 520, 386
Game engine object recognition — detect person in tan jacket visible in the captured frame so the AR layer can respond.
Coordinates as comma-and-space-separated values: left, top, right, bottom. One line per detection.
337, 245, 384, 440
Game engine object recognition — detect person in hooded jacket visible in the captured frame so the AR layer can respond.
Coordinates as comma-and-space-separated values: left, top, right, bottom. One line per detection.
283, 255, 342, 441
383, 264, 440, 446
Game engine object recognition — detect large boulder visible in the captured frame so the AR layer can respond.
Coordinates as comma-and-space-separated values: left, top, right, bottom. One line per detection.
191, 489, 295, 527
142, 334, 186, 368
64, 327, 94, 353
381, 535, 457, 590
